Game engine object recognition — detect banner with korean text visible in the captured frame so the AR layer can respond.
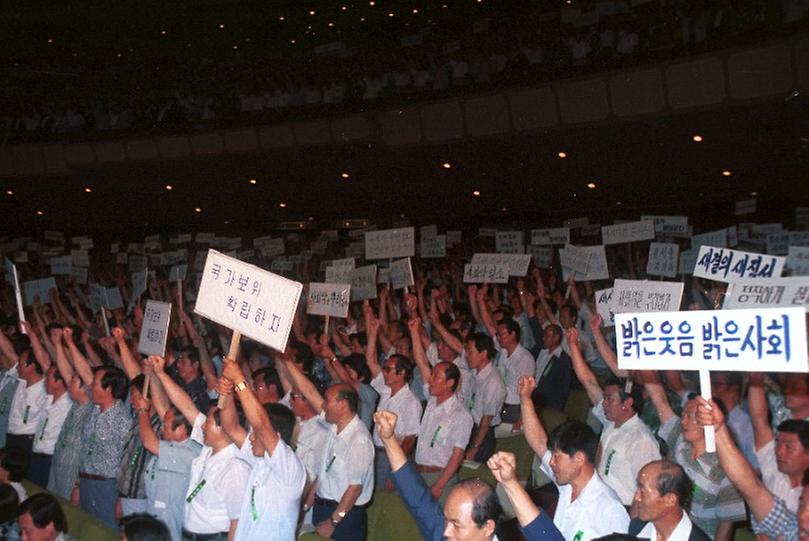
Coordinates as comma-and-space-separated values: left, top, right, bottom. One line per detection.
138, 300, 172, 356
307, 282, 351, 318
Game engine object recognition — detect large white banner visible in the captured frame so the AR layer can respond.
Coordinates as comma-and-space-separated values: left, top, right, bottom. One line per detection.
723, 278, 809, 312
470, 253, 531, 276
365, 227, 415, 260
350, 265, 378, 301
602, 220, 655, 245
693, 246, 786, 282
616, 308, 808, 372
138, 300, 172, 356
530, 228, 570, 246
194, 250, 302, 352
463, 263, 509, 284
611, 279, 684, 313
389, 257, 414, 290
646, 242, 679, 278
307, 282, 351, 318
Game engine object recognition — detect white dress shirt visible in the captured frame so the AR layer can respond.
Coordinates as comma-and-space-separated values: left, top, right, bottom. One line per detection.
427, 344, 473, 405
370, 373, 423, 447
415, 393, 474, 468
638, 511, 694, 541
295, 415, 331, 482
32, 392, 73, 455
494, 343, 535, 405
316, 413, 375, 505
535, 345, 564, 381
468, 362, 506, 426
8, 377, 46, 435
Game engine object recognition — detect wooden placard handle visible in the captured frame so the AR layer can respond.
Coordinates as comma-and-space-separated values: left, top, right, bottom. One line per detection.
217, 330, 242, 409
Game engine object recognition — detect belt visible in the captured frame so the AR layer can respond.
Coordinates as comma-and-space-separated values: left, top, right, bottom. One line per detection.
314, 497, 338, 505
415, 464, 444, 473
181, 529, 228, 541
79, 472, 114, 481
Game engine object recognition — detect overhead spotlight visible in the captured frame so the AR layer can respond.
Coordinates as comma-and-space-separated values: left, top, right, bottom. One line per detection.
722, 170, 732, 177
165, 184, 173, 190
750, 191, 758, 196
558, 151, 567, 158
442, 162, 452, 169
84, 187, 92, 193
249, 179, 257, 185
473, 190, 481, 196
219, 23, 225, 29
36, 210, 44, 215
692, 135, 703, 142
6, 190, 12, 196
309, 10, 316, 15
341, 172, 350, 179
279, 202, 287, 208
587, 182, 597, 189
195, 207, 202, 213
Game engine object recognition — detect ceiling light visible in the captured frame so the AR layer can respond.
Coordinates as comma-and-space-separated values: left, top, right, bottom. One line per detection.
290, 39, 296, 43
369, 1, 375, 5
84, 187, 92, 193
219, 24, 225, 29
165, 184, 173, 190
341, 172, 350, 179
279, 202, 287, 208
249, 179, 257, 185
36, 210, 43, 215
616, 201, 623, 206
6, 190, 12, 196
161, 30, 167, 35
47, 39, 53, 44
413, 8, 419, 13
750, 191, 758, 196
442, 162, 452, 169
388, 12, 394, 17
195, 207, 202, 213
587, 182, 597, 189
309, 10, 316, 15
501, 207, 508, 212
328, 22, 334, 27
692, 135, 703, 142
473, 190, 481, 196
558, 151, 567, 158
341, 6, 348, 10
722, 170, 732, 177
279, 16, 285, 21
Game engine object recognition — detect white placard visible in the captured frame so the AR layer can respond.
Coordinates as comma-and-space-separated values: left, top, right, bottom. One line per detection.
194, 250, 303, 353
470, 254, 531, 276
641, 215, 689, 236
735, 199, 756, 216
611, 279, 684, 313
751, 223, 783, 237
13, 252, 28, 263
138, 300, 172, 356
71, 249, 90, 268
307, 282, 351, 318
530, 228, 570, 245
693, 246, 786, 282
420, 225, 438, 240
169, 264, 188, 282
6, 260, 25, 330
89, 283, 106, 314
71, 266, 88, 285
595, 287, 615, 326
364, 227, 415, 260
446, 230, 462, 246
463, 263, 509, 284
767, 231, 809, 256
23, 278, 57, 306
253, 235, 274, 248
389, 258, 414, 290
345, 242, 365, 259
559, 244, 591, 274
350, 265, 378, 301
726, 226, 738, 248
44, 231, 64, 242
724, 278, 809, 312
495, 231, 524, 254
478, 228, 498, 238
50, 255, 73, 276
527, 245, 553, 268
616, 308, 808, 372
131, 270, 148, 300
692, 229, 728, 250
787, 246, 809, 276
259, 238, 286, 258
105, 287, 124, 310
195, 233, 215, 244
326, 265, 353, 284
129, 254, 148, 272
602, 220, 655, 245
646, 242, 680, 278
270, 260, 294, 272
562, 245, 609, 281
421, 235, 446, 259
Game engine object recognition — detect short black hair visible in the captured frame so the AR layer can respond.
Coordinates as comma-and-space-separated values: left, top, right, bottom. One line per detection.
167, 406, 192, 435
561, 304, 578, 321
349, 332, 367, 348
387, 354, 414, 383
120, 513, 171, 541
0, 482, 19, 523
19, 493, 68, 533
252, 367, 282, 395
341, 353, 371, 384
545, 324, 563, 344
603, 377, 644, 415
93, 365, 130, 401
497, 318, 521, 342
466, 332, 496, 361
547, 420, 598, 465
439, 362, 461, 393
455, 478, 502, 529
180, 346, 200, 365
652, 459, 693, 511
265, 403, 296, 446
24, 355, 43, 375
130, 373, 146, 394
293, 343, 315, 373
777, 420, 809, 450
0, 446, 30, 481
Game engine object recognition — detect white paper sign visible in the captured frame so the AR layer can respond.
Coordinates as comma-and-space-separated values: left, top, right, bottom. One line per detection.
71, 250, 90, 268
724, 278, 809, 312
169, 264, 188, 282
616, 308, 808, 372
787, 246, 809, 276
259, 238, 286, 258
131, 270, 148, 300
692, 229, 728, 250
421, 235, 446, 259
420, 225, 438, 240
194, 250, 303, 352
678, 249, 697, 275
611, 279, 684, 314
595, 287, 615, 326
138, 300, 172, 356
562, 245, 609, 281
531, 228, 570, 245
602, 220, 655, 245
641, 215, 689, 236
495, 231, 524, 254
129, 254, 148, 272
50, 256, 73, 276
693, 246, 786, 282
527, 245, 553, 268
350, 265, 378, 301
646, 243, 679, 278
326, 266, 353, 284
23, 278, 58, 306
307, 282, 351, 318
463, 263, 509, 284
470, 254, 531, 276
365, 227, 415, 260
767, 232, 809, 256
389, 258, 414, 290
559, 244, 592, 274
70, 266, 88, 285
105, 287, 124, 310
270, 260, 294, 273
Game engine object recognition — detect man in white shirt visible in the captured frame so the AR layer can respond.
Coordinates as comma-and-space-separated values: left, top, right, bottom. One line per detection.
5, 355, 47, 455
520, 376, 629, 541
464, 333, 506, 463
492, 319, 535, 430
630, 460, 712, 541
30, 366, 73, 487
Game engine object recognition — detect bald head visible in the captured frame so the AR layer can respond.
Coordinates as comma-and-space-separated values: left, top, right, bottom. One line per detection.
443, 479, 501, 541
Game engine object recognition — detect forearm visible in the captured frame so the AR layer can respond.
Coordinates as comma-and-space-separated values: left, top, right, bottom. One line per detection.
116, 337, 141, 379
137, 410, 159, 454
569, 344, 601, 404
0, 328, 18, 364
714, 425, 772, 521
470, 415, 493, 449
747, 383, 773, 449
54, 342, 74, 383
432, 320, 463, 354
382, 436, 408, 472
67, 341, 94, 385
285, 361, 324, 412
434, 448, 464, 489
520, 398, 548, 456
593, 330, 625, 378
501, 479, 540, 526
155, 372, 199, 423
335, 485, 363, 516
235, 384, 276, 453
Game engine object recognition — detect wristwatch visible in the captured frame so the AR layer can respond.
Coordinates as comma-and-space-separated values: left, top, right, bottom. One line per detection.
234, 380, 248, 392
330, 510, 346, 526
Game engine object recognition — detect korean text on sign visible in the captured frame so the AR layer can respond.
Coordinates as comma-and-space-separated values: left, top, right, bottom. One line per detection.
194, 249, 302, 353
723, 278, 809, 312
463, 263, 509, 284
307, 282, 351, 318
364, 227, 415, 260
693, 246, 786, 283
137, 300, 172, 356
615, 308, 808, 372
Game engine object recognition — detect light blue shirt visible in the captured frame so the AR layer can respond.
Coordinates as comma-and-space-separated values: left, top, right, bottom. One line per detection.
144, 438, 202, 541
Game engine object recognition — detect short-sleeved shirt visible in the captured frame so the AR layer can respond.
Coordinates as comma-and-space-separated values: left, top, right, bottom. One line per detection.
8, 377, 46, 436
32, 392, 73, 455
315, 413, 375, 505
415, 393, 473, 468
659, 416, 747, 537
592, 402, 661, 505
751, 496, 798, 541
467, 362, 506, 426
370, 373, 423, 447
79, 400, 133, 478
494, 344, 535, 406
144, 437, 202, 541
117, 412, 161, 499
295, 415, 330, 482
540, 450, 630, 541
757, 439, 801, 513
184, 413, 250, 534
234, 436, 306, 541
48, 400, 93, 498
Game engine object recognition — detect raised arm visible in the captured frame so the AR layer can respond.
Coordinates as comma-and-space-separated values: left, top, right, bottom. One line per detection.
132, 392, 159, 455
22, 320, 51, 371
565, 328, 602, 405
0, 325, 19, 365
641, 370, 676, 425
747, 373, 774, 451
112, 327, 141, 379
427, 309, 463, 354
216, 364, 251, 450
363, 302, 383, 378
63, 327, 94, 386
152, 355, 201, 424
518, 376, 548, 457
284, 357, 324, 413
488, 452, 541, 528
375, 410, 407, 471
407, 317, 433, 385
476, 286, 497, 337
51, 328, 74, 383
567, 277, 582, 310
589, 315, 626, 378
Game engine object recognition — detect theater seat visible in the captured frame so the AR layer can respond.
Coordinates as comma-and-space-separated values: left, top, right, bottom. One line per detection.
21, 481, 118, 541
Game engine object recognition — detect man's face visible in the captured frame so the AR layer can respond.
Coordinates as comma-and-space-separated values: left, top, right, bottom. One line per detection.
774, 431, 809, 477
784, 375, 809, 412
549, 449, 579, 486
710, 374, 738, 408
634, 464, 671, 523
44, 366, 64, 395
202, 406, 222, 446
289, 391, 309, 418
559, 308, 575, 330
253, 375, 277, 405
542, 327, 560, 350
91, 370, 110, 405
679, 400, 703, 444
464, 342, 485, 371
18, 355, 36, 380
382, 359, 403, 387
177, 353, 199, 381
437, 339, 455, 362
19, 511, 57, 541
601, 385, 626, 422
495, 324, 515, 349
394, 337, 411, 357
442, 487, 493, 541
323, 387, 343, 424
429, 364, 452, 397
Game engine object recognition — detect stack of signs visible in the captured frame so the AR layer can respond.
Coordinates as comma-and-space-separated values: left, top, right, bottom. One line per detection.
307, 282, 351, 318
194, 250, 302, 353
561, 246, 609, 281
137, 300, 172, 356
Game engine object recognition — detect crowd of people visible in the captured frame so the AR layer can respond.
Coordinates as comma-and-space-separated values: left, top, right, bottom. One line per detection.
2, 0, 807, 144
0, 218, 806, 541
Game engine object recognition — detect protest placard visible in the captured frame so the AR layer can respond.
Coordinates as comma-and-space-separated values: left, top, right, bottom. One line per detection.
129, 254, 148, 272
105, 287, 124, 310
23, 278, 57, 306
350, 265, 378, 301
71, 250, 90, 268
530, 228, 570, 245
559, 244, 591, 274
70, 266, 88, 285
5, 260, 25, 332
378, 268, 390, 284
496, 231, 524, 254
595, 287, 615, 326
194, 250, 302, 352
259, 238, 286, 258
307, 282, 351, 318
767, 232, 809, 256
641, 215, 689, 236
611, 279, 684, 313
389, 257, 414, 290
602, 220, 655, 245
463, 263, 509, 284
364, 227, 415, 260
646, 242, 679, 278
421, 235, 447, 259
723, 278, 809, 312
616, 307, 808, 372
735, 199, 756, 216
169, 264, 188, 282
527, 245, 553, 268
561, 245, 609, 281
138, 300, 172, 356
693, 246, 786, 282
446, 230, 462, 246
788, 246, 809, 276
270, 260, 294, 272
420, 224, 438, 240
470, 253, 531, 276
692, 229, 728, 250
50, 256, 73, 275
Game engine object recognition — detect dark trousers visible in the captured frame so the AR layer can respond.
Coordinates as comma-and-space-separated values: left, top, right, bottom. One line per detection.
500, 403, 521, 423
313, 496, 367, 541
470, 425, 496, 463
79, 477, 118, 529
6, 433, 33, 477
28, 452, 52, 487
